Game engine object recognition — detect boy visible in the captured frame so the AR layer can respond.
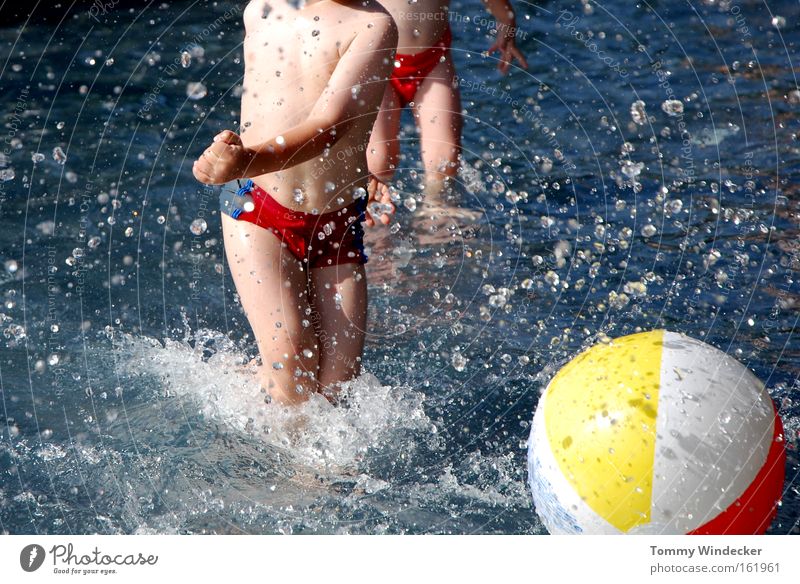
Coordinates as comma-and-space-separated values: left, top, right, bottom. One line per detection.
192, 0, 398, 405
368, 0, 528, 216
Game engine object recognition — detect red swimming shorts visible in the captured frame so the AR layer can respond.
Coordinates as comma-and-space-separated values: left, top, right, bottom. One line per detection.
221, 179, 368, 268
390, 26, 452, 107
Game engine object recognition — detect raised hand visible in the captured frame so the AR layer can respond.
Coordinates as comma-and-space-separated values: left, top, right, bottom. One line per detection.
192, 130, 255, 185
488, 25, 528, 75
364, 174, 395, 227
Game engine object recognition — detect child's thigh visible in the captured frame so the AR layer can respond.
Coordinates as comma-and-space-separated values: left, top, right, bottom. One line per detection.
309, 263, 367, 354
413, 57, 462, 139
221, 214, 313, 349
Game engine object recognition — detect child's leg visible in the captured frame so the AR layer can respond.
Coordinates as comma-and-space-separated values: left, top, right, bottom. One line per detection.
413, 55, 463, 197
309, 263, 367, 398
222, 214, 320, 405
367, 85, 403, 183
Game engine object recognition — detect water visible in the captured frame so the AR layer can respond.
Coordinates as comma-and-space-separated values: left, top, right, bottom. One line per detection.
1, 0, 799, 534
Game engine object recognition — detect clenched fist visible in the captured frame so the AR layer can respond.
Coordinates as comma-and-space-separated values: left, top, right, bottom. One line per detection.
192, 130, 254, 185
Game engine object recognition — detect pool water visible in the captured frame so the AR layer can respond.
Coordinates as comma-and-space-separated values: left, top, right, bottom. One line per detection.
1, 0, 799, 534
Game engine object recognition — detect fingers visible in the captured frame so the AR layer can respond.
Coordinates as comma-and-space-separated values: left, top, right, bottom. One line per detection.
214, 129, 241, 145
367, 176, 378, 201
511, 45, 528, 69
192, 159, 215, 184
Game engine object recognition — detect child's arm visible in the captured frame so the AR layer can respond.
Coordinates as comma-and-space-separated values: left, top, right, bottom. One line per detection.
481, 0, 528, 74
192, 16, 398, 184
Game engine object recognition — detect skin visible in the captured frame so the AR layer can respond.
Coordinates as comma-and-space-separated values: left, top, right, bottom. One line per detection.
192, 0, 399, 405
367, 0, 528, 214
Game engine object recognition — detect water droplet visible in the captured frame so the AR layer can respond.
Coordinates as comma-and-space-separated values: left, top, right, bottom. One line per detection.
630, 100, 647, 125
661, 99, 684, 116
186, 81, 208, 100
451, 350, 468, 372
641, 224, 657, 238
181, 51, 192, 68
52, 146, 67, 164
190, 218, 207, 235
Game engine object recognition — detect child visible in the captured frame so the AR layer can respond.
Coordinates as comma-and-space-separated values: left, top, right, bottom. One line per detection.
368, 0, 528, 215
192, 0, 398, 405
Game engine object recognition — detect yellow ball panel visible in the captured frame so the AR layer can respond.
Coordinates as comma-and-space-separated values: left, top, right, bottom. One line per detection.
543, 329, 665, 532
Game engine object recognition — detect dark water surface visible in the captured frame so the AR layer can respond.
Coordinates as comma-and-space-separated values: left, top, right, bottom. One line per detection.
1, 0, 799, 534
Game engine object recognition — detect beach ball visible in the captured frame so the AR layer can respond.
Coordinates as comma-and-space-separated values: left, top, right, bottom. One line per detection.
527, 330, 785, 534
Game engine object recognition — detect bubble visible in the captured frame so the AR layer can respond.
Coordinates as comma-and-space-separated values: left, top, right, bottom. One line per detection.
641, 224, 657, 238
52, 146, 67, 164
667, 199, 683, 214
661, 99, 684, 116
190, 218, 208, 235
451, 350, 468, 372
544, 271, 560, 286
368, 202, 393, 218
621, 161, 644, 179
4, 324, 25, 340
186, 82, 208, 100
630, 100, 647, 125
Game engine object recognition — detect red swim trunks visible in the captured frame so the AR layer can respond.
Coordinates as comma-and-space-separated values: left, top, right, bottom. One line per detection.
221, 179, 368, 268
390, 26, 452, 107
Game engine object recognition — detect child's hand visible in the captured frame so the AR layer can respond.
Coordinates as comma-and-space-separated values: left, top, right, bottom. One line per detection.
489, 26, 528, 75
365, 175, 395, 227
192, 130, 254, 185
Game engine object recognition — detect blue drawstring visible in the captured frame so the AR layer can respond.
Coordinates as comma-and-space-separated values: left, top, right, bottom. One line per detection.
237, 179, 253, 196
230, 179, 254, 219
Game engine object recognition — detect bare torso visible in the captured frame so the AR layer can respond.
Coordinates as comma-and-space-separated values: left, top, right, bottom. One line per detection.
377, 0, 451, 53
239, 0, 386, 212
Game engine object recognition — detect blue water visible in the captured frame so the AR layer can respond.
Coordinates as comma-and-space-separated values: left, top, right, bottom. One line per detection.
1, 0, 799, 534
